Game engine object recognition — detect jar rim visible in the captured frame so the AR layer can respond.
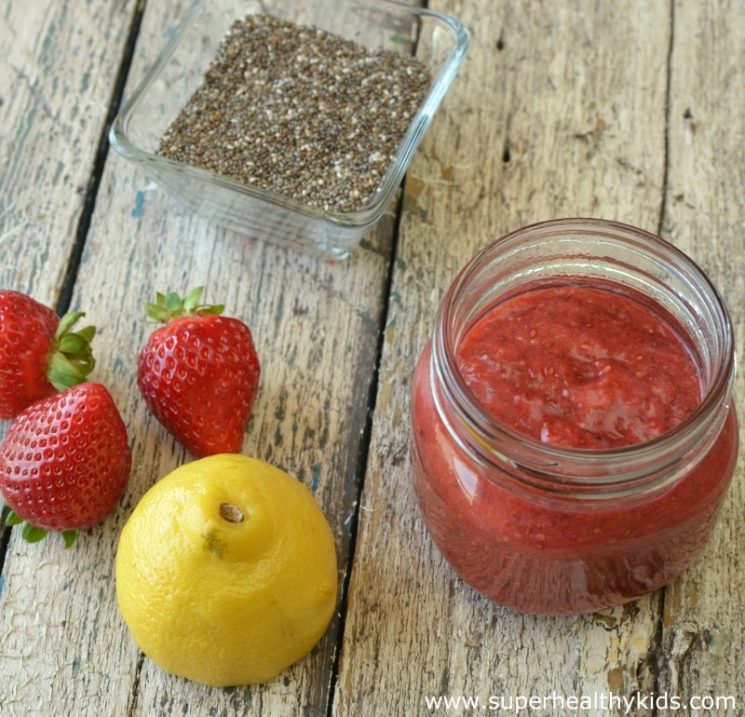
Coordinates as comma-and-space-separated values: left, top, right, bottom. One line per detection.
433, 218, 735, 489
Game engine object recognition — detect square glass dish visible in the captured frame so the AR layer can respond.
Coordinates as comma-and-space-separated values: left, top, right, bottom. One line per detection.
110, 0, 469, 259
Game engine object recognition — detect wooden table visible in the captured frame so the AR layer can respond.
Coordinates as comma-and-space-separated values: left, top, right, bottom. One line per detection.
1, 1, 743, 715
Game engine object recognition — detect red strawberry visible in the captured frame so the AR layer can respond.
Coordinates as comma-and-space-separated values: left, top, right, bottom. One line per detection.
137, 287, 260, 457
0, 290, 97, 419
0, 382, 131, 546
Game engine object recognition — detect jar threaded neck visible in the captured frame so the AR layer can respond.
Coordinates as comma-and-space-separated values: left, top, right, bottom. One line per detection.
431, 218, 735, 498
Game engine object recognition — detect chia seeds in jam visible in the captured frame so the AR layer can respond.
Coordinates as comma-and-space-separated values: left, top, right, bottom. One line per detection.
159, 14, 431, 213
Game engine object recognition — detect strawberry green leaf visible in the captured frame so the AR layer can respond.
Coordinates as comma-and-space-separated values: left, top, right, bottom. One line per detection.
21, 523, 48, 543
49, 353, 93, 392
58, 334, 88, 354
146, 303, 172, 322
62, 531, 77, 548
54, 310, 87, 339
5, 510, 22, 527
183, 286, 205, 313
48, 310, 97, 390
145, 288, 225, 324
165, 292, 182, 313
76, 325, 97, 344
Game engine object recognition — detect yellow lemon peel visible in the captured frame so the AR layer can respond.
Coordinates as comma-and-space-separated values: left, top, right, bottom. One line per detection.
115, 454, 338, 686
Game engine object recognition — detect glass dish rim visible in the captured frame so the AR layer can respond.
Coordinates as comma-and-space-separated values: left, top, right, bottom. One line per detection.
109, 0, 470, 229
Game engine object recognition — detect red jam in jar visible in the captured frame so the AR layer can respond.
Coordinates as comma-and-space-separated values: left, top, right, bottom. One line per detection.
411, 219, 738, 615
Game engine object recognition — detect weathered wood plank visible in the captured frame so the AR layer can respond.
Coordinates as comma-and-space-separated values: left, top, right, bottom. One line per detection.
0, 1, 140, 713
655, 1, 745, 714
1, 0, 415, 715
0, 0, 138, 303
334, 2, 673, 715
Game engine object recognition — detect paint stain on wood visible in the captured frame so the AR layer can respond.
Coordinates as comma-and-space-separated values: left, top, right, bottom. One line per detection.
309, 464, 321, 493
131, 190, 145, 219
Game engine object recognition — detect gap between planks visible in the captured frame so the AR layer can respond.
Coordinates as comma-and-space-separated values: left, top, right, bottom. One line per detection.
655, 0, 675, 239
325, 6, 428, 714
55, 0, 149, 317
324, 201, 405, 717
650, 3, 676, 715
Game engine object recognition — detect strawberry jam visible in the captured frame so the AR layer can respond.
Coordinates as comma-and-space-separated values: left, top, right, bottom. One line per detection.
457, 284, 702, 450
410, 220, 738, 614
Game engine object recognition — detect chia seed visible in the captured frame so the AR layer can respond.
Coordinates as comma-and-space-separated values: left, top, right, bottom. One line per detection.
159, 14, 431, 213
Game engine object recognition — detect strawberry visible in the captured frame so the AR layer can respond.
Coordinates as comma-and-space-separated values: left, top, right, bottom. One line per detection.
137, 287, 260, 457
0, 290, 97, 419
0, 382, 131, 546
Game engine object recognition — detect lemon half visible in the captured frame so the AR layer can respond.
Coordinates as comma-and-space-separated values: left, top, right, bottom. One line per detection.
115, 454, 338, 686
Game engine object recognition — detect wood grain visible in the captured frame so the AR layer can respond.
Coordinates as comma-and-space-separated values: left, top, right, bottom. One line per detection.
0, 1, 139, 713
334, 2, 676, 715
655, 1, 745, 714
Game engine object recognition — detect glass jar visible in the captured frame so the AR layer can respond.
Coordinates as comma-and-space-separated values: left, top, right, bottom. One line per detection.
410, 218, 738, 615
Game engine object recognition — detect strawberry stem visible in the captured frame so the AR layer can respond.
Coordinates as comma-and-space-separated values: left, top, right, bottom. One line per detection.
48, 310, 97, 392
145, 287, 225, 324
